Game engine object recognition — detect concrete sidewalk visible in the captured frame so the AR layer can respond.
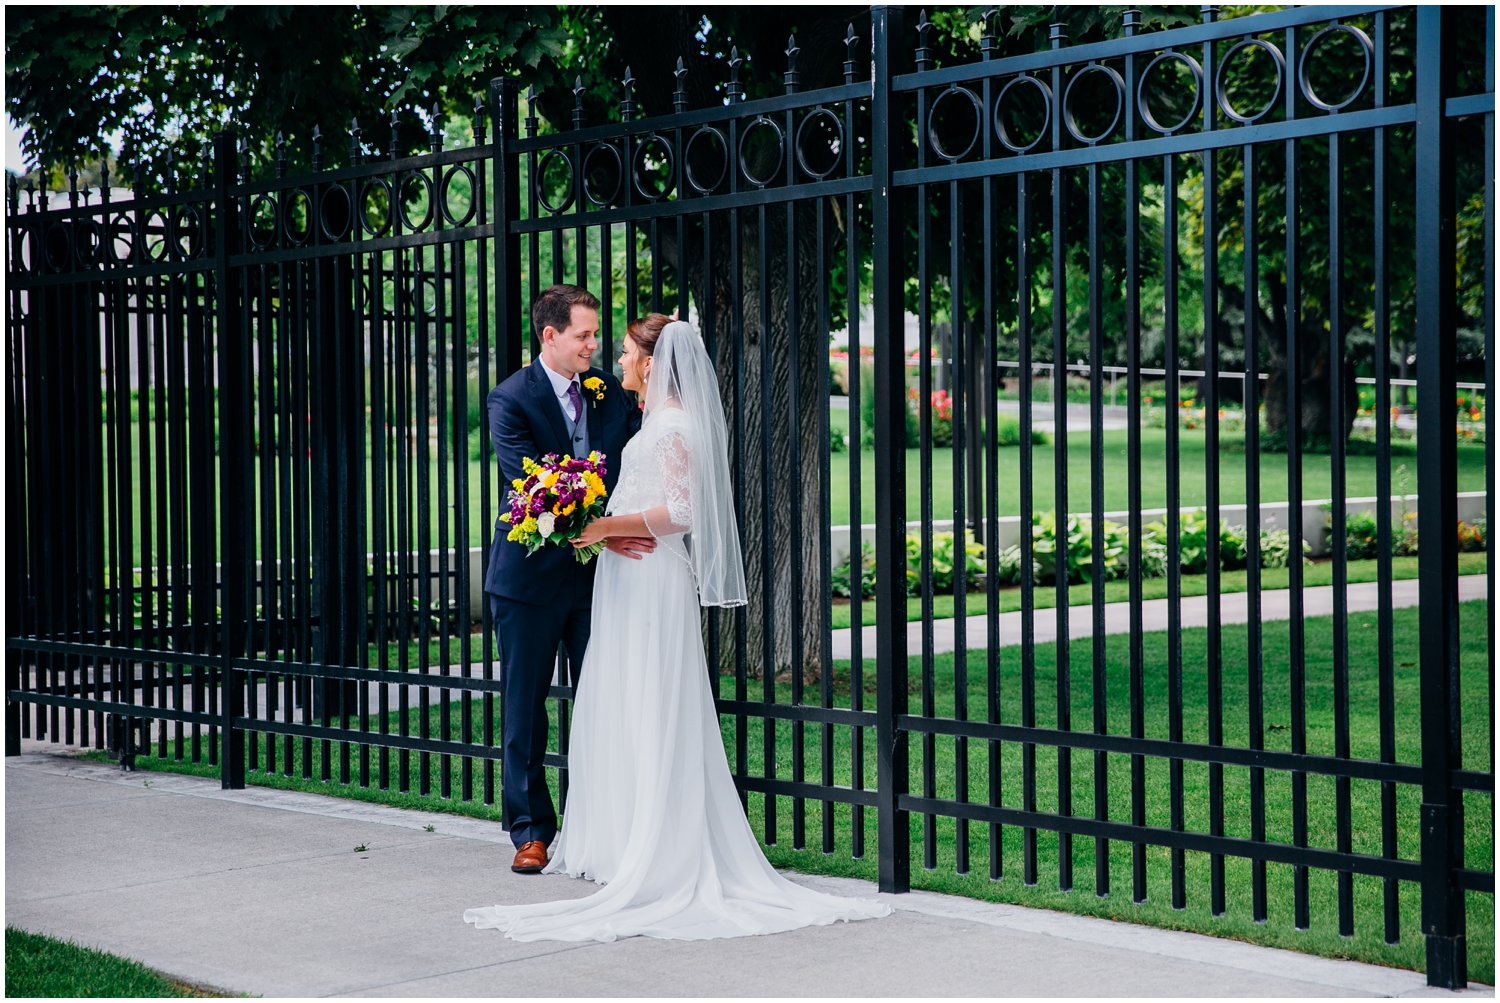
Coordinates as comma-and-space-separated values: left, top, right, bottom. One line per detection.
832, 574, 1488, 660
5, 747, 1490, 998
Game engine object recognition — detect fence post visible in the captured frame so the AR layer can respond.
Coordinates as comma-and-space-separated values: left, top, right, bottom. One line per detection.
1414, 7, 1465, 989
490, 79, 523, 381
870, 3, 910, 895
214, 130, 247, 789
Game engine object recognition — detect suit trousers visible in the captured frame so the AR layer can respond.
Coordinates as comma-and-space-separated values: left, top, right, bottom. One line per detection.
489, 576, 592, 849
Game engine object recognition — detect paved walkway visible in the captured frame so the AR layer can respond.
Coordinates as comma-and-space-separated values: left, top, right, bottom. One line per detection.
832, 574, 1489, 660
7, 747, 1491, 998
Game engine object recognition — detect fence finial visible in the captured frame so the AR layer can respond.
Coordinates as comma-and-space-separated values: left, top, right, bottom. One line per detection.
1049, 21, 1067, 48
167, 150, 177, 193
430, 103, 442, 152
348, 118, 362, 165
981, 8, 998, 59
1122, 8, 1142, 36
574, 76, 587, 130
915, 10, 932, 71
388, 110, 401, 159
1200, 5, 1218, 23
275, 131, 287, 177
474, 92, 488, 144
727, 46, 743, 102
67, 165, 78, 209
784, 35, 801, 94
620, 66, 636, 122
673, 58, 688, 113
238, 134, 251, 183
524, 86, 538, 137
311, 124, 323, 171
844, 24, 860, 83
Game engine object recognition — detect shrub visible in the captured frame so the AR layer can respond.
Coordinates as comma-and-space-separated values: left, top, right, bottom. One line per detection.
1143, 510, 1247, 575
1031, 511, 1131, 585
906, 530, 985, 595
1259, 528, 1311, 568
832, 541, 876, 599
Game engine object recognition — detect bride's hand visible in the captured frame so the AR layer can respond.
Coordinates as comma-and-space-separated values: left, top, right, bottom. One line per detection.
572, 518, 612, 547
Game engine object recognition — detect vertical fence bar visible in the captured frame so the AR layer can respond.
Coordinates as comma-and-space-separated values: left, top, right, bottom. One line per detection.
1086, 154, 1107, 900
980, 21, 1003, 884
1414, 6, 1467, 989
1329, 114, 1354, 942
1284, 20, 1310, 933
1048, 21, 1072, 895
1122, 8, 1146, 907
1018, 168, 1038, 888
1371, 10, 1399, 946
1200, 6, 1225, 918
1243, 139, 1266, 924
215, 131, 247, 788
871, 3, 910, 895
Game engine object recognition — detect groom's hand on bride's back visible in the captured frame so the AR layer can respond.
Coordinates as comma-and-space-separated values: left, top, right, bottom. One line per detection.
604, 537, 657, 560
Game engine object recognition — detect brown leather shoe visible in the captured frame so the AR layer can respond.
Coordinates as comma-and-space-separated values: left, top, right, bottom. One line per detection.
511, 840, 548, 873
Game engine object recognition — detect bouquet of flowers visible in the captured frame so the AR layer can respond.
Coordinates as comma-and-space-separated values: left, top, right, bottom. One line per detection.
501, 452, 611, 564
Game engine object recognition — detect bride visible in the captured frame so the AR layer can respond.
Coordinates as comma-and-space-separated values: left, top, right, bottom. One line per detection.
464, 315, 890, 942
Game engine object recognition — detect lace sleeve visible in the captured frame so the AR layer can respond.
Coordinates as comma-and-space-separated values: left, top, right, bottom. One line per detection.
643, 430, 692, 537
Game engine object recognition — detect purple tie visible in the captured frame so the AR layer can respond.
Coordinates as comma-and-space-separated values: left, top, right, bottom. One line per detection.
567, 381, 583, 423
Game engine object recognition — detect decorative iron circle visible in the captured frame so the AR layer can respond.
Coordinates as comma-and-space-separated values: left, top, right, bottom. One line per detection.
13, 225, 38, 273
536, 148, 575, 214
798, 106, 846, 179
397, 174, 434, 232
927, 85, 985, 162
1297, 23, 1372, 113
583, 142, 625, 206
441, 164, 477, 226
283, 190, 313, 246
633, 134, 676, 202
738, 116, 785, 189
1137, 50, 1204, 135
683, 126, 728, 194
320, 183, 353, 241
249, 195, 279, 248
173, 206, 204, 259
357, 181, 391, 238
994, 74, 1053, 154
144, 210, 171, 261
109, 214, 135, 264
1215, 38, 1285, 124
43, 221, 71, 271
1063, 63, 1126, 146
74, 217, 104, 267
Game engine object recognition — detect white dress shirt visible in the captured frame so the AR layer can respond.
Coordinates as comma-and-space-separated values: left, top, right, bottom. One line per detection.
539, 359, 584, 424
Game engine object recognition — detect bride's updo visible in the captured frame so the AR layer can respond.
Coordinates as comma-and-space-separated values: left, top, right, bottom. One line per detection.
625, 312, 672, 357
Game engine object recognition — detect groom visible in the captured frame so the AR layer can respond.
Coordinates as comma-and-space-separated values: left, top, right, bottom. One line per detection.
486, 284, 652, 873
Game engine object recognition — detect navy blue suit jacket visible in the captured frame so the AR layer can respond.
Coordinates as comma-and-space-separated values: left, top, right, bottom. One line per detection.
484, 358, 641, 603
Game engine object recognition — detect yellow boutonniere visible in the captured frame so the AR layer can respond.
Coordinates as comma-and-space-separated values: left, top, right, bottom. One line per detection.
582, 376, 606, 404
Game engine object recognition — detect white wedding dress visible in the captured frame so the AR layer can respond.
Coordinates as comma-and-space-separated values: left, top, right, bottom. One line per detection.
464, 405, 890, 942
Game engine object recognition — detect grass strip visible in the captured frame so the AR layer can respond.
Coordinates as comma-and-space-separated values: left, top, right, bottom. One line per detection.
4, 927, 228, 998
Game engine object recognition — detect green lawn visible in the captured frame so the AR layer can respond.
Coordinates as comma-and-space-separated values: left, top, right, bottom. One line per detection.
828, 416, 1487, 525
831, 552, 1491, 629
89, 602, 1493, 983
4, 927, 222, 998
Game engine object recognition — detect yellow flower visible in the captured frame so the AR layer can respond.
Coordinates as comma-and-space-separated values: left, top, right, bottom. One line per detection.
520, 516, 538, 534
521, 456, 540, 475
583, 376, 606, 401
544, 471, 559, 488
560, 502, 576, 516
512, 478, 525, 492
500, 512, 512, 523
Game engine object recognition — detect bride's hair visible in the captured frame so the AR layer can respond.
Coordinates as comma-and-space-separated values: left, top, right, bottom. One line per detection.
625, 313, 672, 357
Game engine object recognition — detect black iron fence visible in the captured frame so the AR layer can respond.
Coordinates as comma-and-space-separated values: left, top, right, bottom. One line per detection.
5, 4, 1493, 987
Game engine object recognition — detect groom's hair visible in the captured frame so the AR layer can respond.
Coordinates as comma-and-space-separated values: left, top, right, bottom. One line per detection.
533, 284, 600, 340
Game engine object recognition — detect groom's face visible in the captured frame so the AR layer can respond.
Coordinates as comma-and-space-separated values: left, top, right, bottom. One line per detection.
542, 305, 600, 377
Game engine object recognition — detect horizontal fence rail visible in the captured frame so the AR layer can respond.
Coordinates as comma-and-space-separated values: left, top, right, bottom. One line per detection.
5, 4, 1492, 987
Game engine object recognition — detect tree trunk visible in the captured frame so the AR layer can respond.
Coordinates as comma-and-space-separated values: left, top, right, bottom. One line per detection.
1259, 274, 1358, 451
664, 202, 828, 683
